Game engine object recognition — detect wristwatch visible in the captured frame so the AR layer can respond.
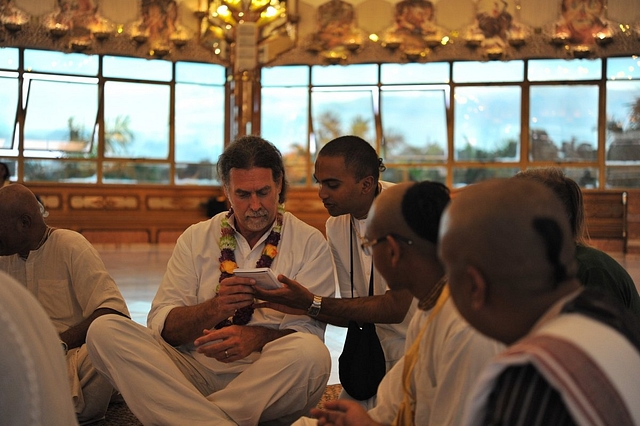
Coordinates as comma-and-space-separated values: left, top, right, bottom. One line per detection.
60, 340, 68, 355
307, 295, 322, 317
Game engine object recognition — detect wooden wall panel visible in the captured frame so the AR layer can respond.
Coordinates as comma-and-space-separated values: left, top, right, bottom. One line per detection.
24, 184, 640, 253
26, 184, 330, 244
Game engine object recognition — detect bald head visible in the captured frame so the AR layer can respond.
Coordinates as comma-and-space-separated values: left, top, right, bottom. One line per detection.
368, 181, 450, 248
439, 179, 580, 343
0, 184, 47, 256
367, 182, 415, 242
366, 181, 450, 297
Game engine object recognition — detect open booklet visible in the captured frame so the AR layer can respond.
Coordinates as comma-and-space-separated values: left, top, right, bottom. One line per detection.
233, 267, 282, 290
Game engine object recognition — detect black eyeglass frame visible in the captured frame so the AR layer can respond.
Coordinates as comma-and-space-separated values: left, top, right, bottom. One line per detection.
360, 233, 413, 256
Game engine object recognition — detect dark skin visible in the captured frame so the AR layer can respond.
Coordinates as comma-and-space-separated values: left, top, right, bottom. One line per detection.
61, 307, 126, 350
254, 276, 412, 327
0, 184, 129, 350
253, 153, 413, 327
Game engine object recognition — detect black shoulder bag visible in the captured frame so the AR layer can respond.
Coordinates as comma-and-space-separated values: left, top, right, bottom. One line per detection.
338, 221, 386, 401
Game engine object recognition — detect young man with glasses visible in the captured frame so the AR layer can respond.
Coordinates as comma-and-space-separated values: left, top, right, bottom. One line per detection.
310, 181, 503, 425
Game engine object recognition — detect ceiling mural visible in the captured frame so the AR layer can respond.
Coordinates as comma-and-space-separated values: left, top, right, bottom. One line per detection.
462, 0, 530, 59
381, 0, 448, 61
0, 0, 638, 66
305, 0, 365, 62
0, 0, 29, 31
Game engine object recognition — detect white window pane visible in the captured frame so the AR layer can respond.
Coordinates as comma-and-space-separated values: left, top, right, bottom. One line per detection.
24, 49, 98, 76
453, 167, 520, 187
103, 56, 172, 81
262, 87, 309, 185
453, 61, 524, 83
104, 82, 170, 159
606, 81, 640, 165
381, 63, 450, 84
103, 161, 169, 184
176, 62, 225, 85
0, 76, 18, 149
24, 79, 98, 156
0, 47, 19, 70
454, 86, 521, 161
607, 57, 640, 81
311, 89, 376, 151
262, 66, 309, 87
530, 85, 598, 162
528, 59, 602, 81
312, 64, 378, 85
175, 84, 224, 163
381, 89, 448, 163
23, 159, 97, 183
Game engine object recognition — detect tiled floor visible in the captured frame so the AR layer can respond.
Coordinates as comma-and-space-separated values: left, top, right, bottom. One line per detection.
96, 243, 640, 386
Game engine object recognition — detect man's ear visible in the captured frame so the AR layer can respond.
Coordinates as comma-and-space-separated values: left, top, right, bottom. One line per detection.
386, 234, 402, 268
466, 265, 488, 311
360, 176, 375, 195
19, 213, 31, 227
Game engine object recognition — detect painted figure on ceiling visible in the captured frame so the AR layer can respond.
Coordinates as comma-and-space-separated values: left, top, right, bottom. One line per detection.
43, 0, 114, 40
465, 0, 528, 49
383, 0, 447, 52
0, 0, 29, 29
129, 0, 189, 50
554, 0, 613, 45
306, 0, 363, 53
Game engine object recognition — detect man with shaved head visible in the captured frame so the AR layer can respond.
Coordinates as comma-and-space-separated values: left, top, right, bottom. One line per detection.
0, 184, 130, 424
439, 179, 640, 425
309, 181, 502, 426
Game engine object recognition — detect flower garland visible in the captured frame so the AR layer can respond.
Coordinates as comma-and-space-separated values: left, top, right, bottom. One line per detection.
215, 204, 284, 328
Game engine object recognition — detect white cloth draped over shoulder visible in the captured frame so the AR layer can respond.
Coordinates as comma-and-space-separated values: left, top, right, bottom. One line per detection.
368, 289, 504, 425
0, 270, 78, 426
463, 293, 640, 426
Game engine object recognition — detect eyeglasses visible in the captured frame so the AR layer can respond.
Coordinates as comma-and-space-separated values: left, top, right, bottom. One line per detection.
360, 233, 413, 256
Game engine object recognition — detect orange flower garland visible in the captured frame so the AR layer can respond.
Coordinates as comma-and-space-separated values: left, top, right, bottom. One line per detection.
215, 205, 284, 328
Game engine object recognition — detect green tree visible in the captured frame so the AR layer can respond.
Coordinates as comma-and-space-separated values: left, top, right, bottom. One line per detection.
349, 115, 370, 139
629, 97, 640, 130
104, 115, 134, 155
315, 111, 343, 151
67, 117, 88, 142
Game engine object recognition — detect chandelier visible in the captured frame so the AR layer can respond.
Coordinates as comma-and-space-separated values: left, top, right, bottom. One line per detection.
197, 0, 296, 70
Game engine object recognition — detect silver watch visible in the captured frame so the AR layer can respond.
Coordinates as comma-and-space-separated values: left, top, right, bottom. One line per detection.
307, 295, 322, 317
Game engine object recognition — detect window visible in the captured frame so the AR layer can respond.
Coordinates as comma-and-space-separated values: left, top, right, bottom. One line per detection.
1, 48, 226, 185
606, 57, 640, 188
3, 48, 639, 189
454, 86, 521, 163
174, 61, 226, 185
0, 48, 19, 180
261, 66, 310, 185
261, 57, 640, 189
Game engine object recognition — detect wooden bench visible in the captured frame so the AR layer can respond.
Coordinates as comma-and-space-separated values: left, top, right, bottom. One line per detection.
583, 191, 628, 253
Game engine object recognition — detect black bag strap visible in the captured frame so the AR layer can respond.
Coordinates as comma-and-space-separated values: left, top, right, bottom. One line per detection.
350, 219, 374, 298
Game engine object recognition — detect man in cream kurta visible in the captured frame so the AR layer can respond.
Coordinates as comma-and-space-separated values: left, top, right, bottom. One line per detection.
309, 181, 502, 426
0, 184, 130, 425
368, 293, 503, 425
